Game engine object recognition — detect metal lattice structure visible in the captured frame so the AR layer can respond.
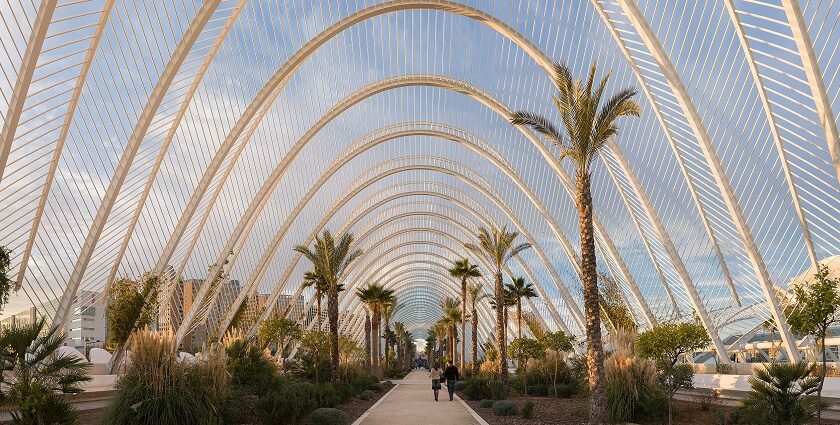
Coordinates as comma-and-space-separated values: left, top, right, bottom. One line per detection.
0, 0, 838, 360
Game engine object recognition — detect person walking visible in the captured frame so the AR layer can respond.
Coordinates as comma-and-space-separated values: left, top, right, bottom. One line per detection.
443, 360, 460, 401
429, 363, 444, 401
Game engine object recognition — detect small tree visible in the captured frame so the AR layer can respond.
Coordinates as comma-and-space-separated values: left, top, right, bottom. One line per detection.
540, 331, 575, 398
258, 317, 301, 355
787, 264, 840, 424
0, 246, 12, 311
637, 322, 710, 425
105, 275, 159, 350
509, 337, 546, 398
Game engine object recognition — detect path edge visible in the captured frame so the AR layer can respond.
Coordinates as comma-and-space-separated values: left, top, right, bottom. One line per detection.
350, 383, 400, 425
456, 395, 490, 425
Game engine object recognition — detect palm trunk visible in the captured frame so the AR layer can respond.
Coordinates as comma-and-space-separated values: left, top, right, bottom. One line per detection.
384, 321, 391, 369
472, 303, 479, 375
461, 277, 467, 372
578, 171, 606, 424
517, 298, 523, 338
316, 291, 322, 331
364, 314, 372, 374
372, 310, 382, 378
495, 271, 508, 386
328, 287, 340, 382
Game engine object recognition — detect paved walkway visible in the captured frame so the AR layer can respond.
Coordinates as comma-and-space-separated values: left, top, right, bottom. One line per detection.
355, 370, 484, 425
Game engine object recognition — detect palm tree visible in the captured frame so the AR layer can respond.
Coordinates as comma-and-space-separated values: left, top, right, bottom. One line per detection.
356, 283, 395, 378
430, 321, 448, 367
382, 300, 397, 367
506, 277, 539, 338
467, 282, 486, 373
364, 313, 372, 373
0, 318, 91, 424
295, 230, 362, 381
301, 270, 327, 331
449, 258, 482, 372
465, 226, 531, 386
439, 297, 462, 364
511, 61, 640, 423
395, 321, 406, 367
489, 286, 517, 347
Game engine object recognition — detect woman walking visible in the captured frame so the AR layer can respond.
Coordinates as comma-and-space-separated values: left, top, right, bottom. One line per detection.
429, 363, 444, 401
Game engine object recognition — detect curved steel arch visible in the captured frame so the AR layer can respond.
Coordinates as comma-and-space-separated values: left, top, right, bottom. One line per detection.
241, 180, 580, 340
231, 159, 587, 344
282, 216, 556, 339
149, 0, 557, 287
0, 0, 58, 180
143, 2, 665, 335
781, 0, 840, 184
344, 270, 498, 340
53, 0, 224, 328
181, 73, 672, 340
615, 0, 798, 360
206, 121, 600, 336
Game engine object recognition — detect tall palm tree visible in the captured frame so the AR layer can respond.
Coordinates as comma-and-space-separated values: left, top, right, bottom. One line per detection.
465, 226, 531, 386
364, 313, 372, 373
394, 321, 406, 367
449, 258, 482, 372
382, 300, 397, 367
301, 270, 327, 331
356, 283, 395, 378
439, 297, 462, 364
430, 321, 448, 367
467, 282, 486, 373
295, 230, 362, 381
506, 277, 539, 338
511, 61, 640, 423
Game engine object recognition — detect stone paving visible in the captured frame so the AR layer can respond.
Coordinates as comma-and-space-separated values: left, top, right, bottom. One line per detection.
354, 370, 484, 425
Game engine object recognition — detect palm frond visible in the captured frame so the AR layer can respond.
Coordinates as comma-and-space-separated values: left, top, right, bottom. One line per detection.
510, 111, 564, 146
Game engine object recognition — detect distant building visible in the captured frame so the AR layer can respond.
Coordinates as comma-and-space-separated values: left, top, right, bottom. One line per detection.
0, 290, 106, 352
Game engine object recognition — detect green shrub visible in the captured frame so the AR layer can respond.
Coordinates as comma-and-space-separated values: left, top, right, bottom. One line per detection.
314, 383, 341, 408
257, 382, 317, 425
333, 381, 354, 402
368, 382, 386, 392
716, 363, 734, 374
528, 383, 548, 396
306, 408, 347, 425
522, 400, 535, 419
492, 400, 519, 416
103, 331, 229, 425
552, 383, 574, 398
384, 380, 394, 387
225, 338, 280, 394
454, 381, 467, 392
479, 399, 494, 408
740, 362, 819, 425
490, 380, 507, 400
463, 373, 506, 400
358, 390, 375, 400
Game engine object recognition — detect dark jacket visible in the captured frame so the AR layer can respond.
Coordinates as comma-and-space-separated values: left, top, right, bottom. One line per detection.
443, 365, 459, 381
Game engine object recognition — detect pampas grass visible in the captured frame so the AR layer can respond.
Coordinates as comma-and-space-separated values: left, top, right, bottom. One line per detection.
605, 348, 666, 423
102, 329, 230, 425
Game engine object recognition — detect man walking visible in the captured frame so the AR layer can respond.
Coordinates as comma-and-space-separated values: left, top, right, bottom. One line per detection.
443, 360, 460, 401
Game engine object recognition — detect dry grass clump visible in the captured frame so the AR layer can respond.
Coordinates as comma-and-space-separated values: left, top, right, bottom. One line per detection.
605, 348, 666, 423
102, 328, 230, 425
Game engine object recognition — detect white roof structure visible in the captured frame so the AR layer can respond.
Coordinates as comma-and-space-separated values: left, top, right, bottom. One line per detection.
0, 0, 837, 361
